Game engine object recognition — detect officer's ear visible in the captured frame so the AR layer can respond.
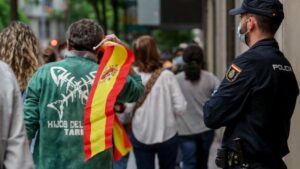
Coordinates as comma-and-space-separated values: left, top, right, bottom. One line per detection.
247, 16, 256, 31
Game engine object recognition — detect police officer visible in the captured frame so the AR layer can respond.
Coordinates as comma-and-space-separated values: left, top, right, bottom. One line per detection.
203, 0, 299, 169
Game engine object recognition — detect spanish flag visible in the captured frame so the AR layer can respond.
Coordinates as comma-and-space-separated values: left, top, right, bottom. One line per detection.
84, 41, 133, 161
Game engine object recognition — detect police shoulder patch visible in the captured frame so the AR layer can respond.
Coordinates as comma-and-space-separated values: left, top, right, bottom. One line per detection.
226, 64, 242, 82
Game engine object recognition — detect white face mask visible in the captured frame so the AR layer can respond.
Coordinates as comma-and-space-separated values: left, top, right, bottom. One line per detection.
237, 19, 249, 45
172, 56, 184, 66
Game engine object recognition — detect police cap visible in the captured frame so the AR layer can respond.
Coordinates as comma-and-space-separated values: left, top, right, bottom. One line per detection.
229, 0, 284, 20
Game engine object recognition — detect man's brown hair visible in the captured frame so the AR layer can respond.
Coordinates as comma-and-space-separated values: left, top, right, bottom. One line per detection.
66, 19, 103, 53
254, 14, 282, 34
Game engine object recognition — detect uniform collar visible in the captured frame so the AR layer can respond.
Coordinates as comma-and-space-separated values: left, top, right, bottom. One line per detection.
250, 38, 279, 50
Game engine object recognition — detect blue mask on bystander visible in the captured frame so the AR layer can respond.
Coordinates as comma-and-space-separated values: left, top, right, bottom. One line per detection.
173, 56, 185, 66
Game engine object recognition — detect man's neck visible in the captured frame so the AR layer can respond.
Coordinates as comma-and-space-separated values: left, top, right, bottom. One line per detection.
66, 50, 98, 62
248, 32, 274, 47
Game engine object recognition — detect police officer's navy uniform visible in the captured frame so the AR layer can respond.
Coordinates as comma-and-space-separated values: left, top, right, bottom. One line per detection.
204, 38, 299, 168
203, 1, 299, 169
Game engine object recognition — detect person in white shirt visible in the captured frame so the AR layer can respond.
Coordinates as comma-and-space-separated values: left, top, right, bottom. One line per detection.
127, 35, 186, 169
0, 61, 34, 169
176, 44, 219, 169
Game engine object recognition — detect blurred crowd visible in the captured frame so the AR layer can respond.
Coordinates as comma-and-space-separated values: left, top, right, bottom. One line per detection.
0, 19, 219, 169
1, 1, 297, 169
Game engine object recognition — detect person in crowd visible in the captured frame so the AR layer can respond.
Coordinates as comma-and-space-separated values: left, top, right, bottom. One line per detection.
176, 44, 219, 169
57, 41, 67, 60
23, 19, 144, 169
0, 21, 42, 93
204, 0, 299, 169
160, 51, 173, 71
42, 47, 57, 63
172, 46, 185, 74
0, 61, 34, 169
127, 35, 186, 169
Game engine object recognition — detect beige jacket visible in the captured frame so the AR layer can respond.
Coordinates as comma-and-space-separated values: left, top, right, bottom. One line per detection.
0, 61, 34, 169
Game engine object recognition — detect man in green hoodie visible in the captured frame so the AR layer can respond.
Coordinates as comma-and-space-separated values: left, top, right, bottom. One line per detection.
23, 19, 144, 169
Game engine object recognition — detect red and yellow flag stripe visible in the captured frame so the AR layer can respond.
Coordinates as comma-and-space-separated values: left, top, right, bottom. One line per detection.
113, 117, 132, 160
84, 41, 133, 161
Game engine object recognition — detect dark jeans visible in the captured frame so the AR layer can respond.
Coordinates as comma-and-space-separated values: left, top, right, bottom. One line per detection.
114, 153, 129, 169
131, 134, 179, 169
179, 130, 215, 169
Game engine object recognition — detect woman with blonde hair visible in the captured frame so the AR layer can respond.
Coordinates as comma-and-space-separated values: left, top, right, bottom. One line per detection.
0, 21, 42, 92
129, 35, 187, 169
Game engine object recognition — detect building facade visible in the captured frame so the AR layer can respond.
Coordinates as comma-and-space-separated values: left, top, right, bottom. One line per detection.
19, 0, 66, 47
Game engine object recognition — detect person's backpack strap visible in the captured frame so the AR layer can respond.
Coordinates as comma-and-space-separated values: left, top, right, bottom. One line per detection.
132, 68, 164, 114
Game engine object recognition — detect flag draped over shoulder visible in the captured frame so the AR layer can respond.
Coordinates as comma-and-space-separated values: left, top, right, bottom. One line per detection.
84, 41, 133, 161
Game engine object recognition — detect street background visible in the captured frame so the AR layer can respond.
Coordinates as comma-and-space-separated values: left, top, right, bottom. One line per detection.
1, 0, 300, 168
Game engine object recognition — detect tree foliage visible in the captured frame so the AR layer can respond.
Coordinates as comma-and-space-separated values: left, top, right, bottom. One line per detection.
0, 1, 11, 30
152, 29, 194, 51
0, 1, 29, 31
66, 0, 96, 25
